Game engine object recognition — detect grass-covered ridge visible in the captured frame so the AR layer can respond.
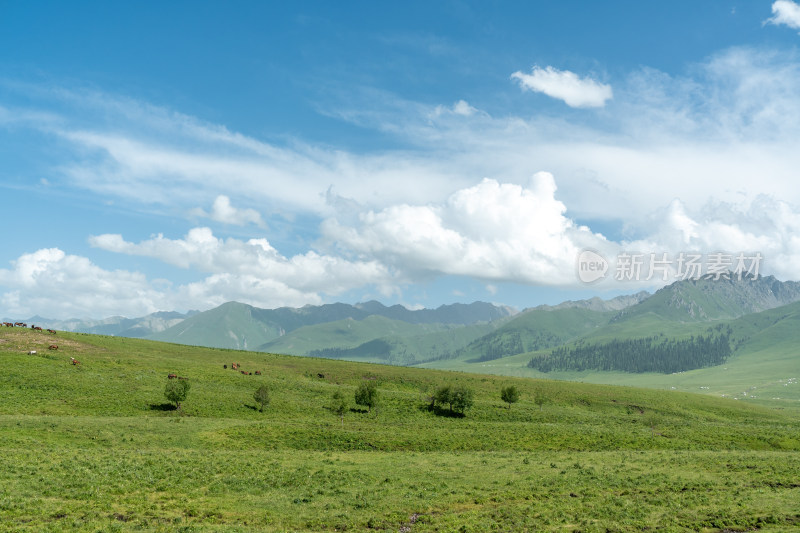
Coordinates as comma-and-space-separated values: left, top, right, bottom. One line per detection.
2, 327, 800, 531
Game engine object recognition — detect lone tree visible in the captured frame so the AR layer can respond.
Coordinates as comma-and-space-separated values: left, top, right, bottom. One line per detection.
534, 394, 546, 410
330, 389, 348, 427
164, 379, 190, 410
253, 385, 270, 412
500, 385, 520, 409
450, 385, 474, 415
354, 381, 379, 413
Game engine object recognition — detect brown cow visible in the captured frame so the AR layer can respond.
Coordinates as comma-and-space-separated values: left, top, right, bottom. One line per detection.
168, 373, 177, 379
47, 329, 56, 334
33, 326, 42, 331
255, 370, 261, 375
48, 344, 58, 350
70, 357, 79, 365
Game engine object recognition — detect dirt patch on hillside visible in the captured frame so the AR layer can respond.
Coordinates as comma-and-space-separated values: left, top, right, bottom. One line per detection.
0, 330, 96, 354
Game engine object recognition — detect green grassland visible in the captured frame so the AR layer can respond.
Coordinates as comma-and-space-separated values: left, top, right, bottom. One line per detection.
2, 328, 800, 531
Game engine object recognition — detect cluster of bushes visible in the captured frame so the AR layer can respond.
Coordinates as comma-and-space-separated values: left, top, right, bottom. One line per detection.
428, 384, 475, 415
164, 374, 531, 421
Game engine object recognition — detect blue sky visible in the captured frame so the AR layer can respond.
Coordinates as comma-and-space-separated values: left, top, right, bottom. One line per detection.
2, 1, 800, 319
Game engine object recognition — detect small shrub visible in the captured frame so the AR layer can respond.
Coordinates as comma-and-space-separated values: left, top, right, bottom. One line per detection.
330, 390, 348, 427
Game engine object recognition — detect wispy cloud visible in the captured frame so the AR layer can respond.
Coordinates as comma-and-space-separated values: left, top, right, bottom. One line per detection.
510, 66, 613, 108
5, 43, 800, 317
12, 47, 799, 228
191, 195, 266, 228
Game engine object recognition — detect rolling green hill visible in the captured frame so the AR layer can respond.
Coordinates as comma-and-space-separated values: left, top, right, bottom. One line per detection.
257, 315, 453, 357
303, 321, 501, 365
425, 299, 800, 410
2, 326, 800, 531
148, 301, 282, 350
453, 307, 615, 363
418, 276, 800, 367
148, 300, 513, 350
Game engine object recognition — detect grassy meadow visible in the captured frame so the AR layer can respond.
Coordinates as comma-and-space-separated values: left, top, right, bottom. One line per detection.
1, 327, 800, 531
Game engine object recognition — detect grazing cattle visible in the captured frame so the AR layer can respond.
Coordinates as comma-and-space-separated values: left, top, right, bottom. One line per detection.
15, 322, 25, 327
2, 322, 12, 327
255, 370, 261, 375
70, 357, 80, 365
47, 329, 56, 334
33, 326, 42, 331
168, 373, 178, 379
28, 350, 37, 355
317, 373, 325, 379
231, 363, 238, 370
223, 364, 227, 369
240, 370, 247, 375
48, 344, 58, 350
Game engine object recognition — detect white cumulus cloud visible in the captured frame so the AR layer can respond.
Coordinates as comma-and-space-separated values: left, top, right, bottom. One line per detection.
89, 227, 395, 298
766, 0, 800, 30
322, 172, 612, 286
0, 248, 169, 319
511, 66, 613, 108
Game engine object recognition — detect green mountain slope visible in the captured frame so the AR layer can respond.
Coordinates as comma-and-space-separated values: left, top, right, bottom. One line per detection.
304, 321, 502, 365
148, 300, 513, 350
612, 274, 800, 323
148, 301, 281, 349
258, 315, 451, 356
450, 307, 615, 363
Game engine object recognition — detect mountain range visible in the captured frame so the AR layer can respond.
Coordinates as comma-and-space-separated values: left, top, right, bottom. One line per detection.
7, 274, 800, 406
